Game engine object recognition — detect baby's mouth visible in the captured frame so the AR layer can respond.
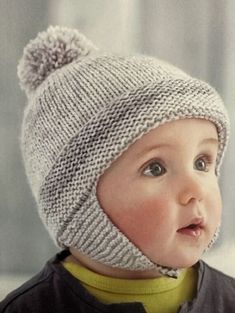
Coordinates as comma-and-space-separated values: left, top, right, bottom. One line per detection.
177, 218, 205, 237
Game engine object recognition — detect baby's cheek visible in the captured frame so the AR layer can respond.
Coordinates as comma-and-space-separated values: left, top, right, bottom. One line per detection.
113, 197, 169, 250
209, 184, 222, 224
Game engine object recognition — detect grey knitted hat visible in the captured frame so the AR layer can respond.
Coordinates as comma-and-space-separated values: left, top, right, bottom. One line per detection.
18, 26, 229, 278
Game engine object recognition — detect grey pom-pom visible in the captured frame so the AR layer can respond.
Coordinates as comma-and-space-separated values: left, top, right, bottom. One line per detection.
17, 25, 98, 95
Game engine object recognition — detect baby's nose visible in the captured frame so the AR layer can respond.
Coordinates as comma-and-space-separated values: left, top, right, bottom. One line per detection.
177, 175, 205, 206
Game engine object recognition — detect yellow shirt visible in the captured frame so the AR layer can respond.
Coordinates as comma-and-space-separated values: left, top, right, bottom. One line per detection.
62, 260, 197, 313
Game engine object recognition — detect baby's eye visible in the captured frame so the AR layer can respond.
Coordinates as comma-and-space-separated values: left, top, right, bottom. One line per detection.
194, 156, 211, 172
143, 161, 166, 177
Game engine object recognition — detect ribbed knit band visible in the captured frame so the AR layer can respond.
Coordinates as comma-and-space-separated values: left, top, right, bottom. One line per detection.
18, 26, 230, 277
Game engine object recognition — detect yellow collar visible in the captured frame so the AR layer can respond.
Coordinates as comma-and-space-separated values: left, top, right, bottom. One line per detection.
62, 259, 197, 313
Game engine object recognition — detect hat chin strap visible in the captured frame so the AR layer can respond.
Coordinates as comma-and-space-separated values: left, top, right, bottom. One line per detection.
153, 264, 181, 278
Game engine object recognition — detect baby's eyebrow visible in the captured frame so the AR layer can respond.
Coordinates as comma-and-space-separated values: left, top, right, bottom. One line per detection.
135, 143, 172, 158
199, 137, 219, 146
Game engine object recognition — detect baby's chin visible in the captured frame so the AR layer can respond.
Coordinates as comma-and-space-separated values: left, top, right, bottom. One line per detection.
149, 251, 203, 270
170, 258, 200, 270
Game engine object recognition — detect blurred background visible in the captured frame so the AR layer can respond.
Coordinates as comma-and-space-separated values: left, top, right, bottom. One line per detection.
0, 0, 235, 300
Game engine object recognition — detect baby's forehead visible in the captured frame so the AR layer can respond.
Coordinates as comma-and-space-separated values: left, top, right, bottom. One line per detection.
125, 118, 218, 156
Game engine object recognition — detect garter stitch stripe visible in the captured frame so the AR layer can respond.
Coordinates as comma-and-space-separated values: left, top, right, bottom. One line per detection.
18, 26, 230, 278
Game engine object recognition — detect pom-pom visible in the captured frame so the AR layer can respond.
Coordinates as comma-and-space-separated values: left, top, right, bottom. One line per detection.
17, 25, 98, 95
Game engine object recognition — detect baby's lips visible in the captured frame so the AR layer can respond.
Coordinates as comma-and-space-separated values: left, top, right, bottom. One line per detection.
178, 216, 205, 230
177, 217, 205, 237
177, 225, 203, 237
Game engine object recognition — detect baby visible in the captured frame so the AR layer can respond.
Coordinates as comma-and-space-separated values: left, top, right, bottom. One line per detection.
1, 26, 234, 313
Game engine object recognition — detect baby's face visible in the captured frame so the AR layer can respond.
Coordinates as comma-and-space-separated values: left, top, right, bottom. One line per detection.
97, 118, 221, 269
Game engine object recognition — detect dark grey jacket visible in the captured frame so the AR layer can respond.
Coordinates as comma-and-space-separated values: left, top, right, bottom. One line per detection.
1, 250, 235, 313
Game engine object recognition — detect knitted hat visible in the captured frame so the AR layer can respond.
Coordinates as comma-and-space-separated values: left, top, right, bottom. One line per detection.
18, 26, 229, 278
